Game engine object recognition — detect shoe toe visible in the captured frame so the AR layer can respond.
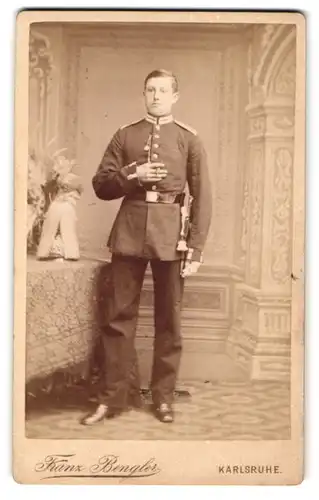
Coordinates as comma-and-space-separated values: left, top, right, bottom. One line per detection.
155, 403, 174, 423
162, 413, 174, 423
80, 404, 108, 426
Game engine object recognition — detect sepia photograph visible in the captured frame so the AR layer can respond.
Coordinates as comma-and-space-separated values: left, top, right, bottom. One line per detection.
13, 10, 305, 485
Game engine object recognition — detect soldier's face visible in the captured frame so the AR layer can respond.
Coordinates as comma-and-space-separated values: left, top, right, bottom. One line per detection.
144, 77, 179, 116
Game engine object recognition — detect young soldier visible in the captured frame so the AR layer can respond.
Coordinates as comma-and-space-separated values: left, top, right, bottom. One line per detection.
81, 69, 212, 425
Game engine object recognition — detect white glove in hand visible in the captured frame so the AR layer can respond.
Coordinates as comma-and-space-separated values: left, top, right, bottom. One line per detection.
181, 260, 201, 278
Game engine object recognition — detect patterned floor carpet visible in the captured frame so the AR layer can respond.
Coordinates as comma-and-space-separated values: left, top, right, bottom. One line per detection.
26, 380, 290, 440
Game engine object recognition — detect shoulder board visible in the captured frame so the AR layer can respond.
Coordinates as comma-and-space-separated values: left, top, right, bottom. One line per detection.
174, 120, 197, 136
120, 118, 144, 130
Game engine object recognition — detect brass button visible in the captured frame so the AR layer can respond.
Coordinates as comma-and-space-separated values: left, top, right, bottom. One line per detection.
152, 185, 157, 191
144, 145, 150, 151
152, 153, 158, 159
154, 134, 160, 139
153, 144, 159, 149
155, 125, 160, 131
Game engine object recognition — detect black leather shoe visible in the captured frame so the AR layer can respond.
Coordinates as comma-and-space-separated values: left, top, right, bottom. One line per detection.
154, 403, 174, 423
128, 392, 145, 410
80, 404, 121, 426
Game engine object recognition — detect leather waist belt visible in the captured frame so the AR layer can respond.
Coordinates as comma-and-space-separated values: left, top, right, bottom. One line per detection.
126, 191, 183, 204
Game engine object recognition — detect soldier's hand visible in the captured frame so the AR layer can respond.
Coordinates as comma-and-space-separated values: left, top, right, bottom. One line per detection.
181, 260, 201, 278
136, 162, 167, 183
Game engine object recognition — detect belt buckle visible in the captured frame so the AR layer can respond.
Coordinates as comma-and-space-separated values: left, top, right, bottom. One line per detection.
145, 191, 159, 203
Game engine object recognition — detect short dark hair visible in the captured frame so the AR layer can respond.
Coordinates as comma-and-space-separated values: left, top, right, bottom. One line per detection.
144, 69, 179, 93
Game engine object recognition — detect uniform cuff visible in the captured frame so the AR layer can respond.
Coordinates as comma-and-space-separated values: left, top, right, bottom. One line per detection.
187, 248, 203, 263
122, 162, 138, 180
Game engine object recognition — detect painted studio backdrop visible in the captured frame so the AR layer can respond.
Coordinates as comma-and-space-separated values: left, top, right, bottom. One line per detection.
26, 22, 296, 440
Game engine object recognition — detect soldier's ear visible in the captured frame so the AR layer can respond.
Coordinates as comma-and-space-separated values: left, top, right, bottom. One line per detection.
173, 92, 180, 104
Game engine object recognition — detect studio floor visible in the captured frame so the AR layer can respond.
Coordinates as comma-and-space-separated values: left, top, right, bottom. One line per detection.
26, 377, 290, 441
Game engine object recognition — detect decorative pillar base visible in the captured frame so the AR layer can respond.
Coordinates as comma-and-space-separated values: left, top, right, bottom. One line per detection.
227, 284, 291, 380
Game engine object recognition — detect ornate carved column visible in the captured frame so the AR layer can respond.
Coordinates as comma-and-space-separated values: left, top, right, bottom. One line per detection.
29, 30, 54, 153
227, 25, 296, 380
29, 25, 65, 156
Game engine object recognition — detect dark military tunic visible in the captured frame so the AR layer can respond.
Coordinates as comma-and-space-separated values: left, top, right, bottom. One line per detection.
90, 114, 212, 410
92, 114, 212, 261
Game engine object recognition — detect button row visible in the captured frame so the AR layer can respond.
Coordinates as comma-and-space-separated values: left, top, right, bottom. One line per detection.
144, 144, 159, 152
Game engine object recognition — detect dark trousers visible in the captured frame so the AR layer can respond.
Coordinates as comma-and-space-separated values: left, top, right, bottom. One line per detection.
100, 254, 184, 409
